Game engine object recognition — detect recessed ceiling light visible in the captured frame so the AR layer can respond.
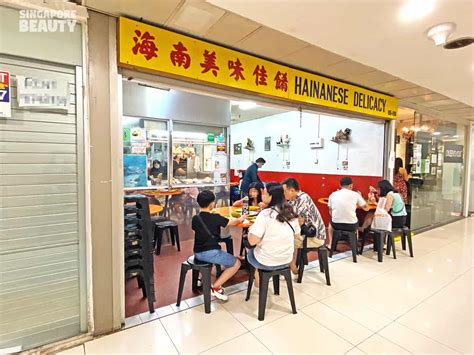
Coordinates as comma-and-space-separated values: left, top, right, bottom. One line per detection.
432, 131, 441, 135
426, 22, 456, 46
399, 0, 435, 22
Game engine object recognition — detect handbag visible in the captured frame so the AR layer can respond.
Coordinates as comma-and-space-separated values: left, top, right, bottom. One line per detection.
301, 223, 317, 238
371, 197, 392, 232
296, 193, 317, 237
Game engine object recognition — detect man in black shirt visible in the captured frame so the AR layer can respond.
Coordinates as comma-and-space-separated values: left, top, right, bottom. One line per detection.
192, 190, 246, 301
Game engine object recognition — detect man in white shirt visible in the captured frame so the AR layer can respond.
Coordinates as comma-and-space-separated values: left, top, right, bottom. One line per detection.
327, 177, 369, 247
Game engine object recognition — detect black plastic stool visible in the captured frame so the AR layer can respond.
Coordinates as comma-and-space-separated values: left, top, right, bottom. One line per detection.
330, 229, 358, 262
296, 240, 330, 285
154, 220, 180, 255
389, 227, 414, 257
360, 229, 390, 262
245, 265, 297, 321
176, 256, 212, 313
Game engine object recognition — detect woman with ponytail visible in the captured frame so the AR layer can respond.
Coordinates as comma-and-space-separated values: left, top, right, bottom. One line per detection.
247, 182, 300, 285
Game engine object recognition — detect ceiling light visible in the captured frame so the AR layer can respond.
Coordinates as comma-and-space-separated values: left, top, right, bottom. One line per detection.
399, 0, 435, 22
432, 131, 441, 135
453, 135, 459, 138
238, 101, 258, 110
426, 22, 457, 46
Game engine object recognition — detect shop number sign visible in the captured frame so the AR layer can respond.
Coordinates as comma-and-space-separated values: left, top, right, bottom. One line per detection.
118, 17, 398, 120
0, 71, 11, 118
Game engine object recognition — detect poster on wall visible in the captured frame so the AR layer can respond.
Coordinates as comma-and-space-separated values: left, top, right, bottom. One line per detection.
16, 75, 69, 110
264, 137, 271, 151
123, 154, 148, 188
444, 144, 463, 163
213, 154, 228, 184
413, 144, 422, 174
123, 128, 131, 143
233, 143, 242, 155
0, 71, 11, 118
422, 159, 430, 174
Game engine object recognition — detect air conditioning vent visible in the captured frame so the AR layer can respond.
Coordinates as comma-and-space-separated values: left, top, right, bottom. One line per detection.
443, 37, 474, 49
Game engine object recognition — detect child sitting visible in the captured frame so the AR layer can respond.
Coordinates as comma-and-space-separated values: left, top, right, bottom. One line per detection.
193, 190, 246, 301
233, 182, 265, 208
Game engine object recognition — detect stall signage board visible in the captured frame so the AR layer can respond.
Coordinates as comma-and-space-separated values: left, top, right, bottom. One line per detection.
16, 75, 69, 110
118, 17, 398, 120
0, 71, 11, 118
444, 144, 463, 163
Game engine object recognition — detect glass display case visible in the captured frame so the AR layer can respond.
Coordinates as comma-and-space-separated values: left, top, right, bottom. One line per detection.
171, 123, 228, 187
122, 117, 228, 190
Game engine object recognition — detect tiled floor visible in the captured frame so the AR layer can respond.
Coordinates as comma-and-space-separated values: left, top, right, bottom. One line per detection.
61, 218, 473, 354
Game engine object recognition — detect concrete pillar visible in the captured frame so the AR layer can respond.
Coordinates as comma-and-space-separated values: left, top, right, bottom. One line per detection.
87, 11, 123, 334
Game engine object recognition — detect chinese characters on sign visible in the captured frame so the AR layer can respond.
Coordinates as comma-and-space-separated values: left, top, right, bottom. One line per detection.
170, 42, 191, 69
119, 17, 398, 119
201, 50, 219, 77
228, 59, 245, 81
132, 30, 158, 61
0, 71, 11, 118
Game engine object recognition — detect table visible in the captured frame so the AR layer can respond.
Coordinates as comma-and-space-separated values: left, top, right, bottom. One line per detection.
143, 189, 184, 217
318, 197, 377, 210
125, 203, 163, 216
149, 204, 163, 216
213, 206, 256, 228
213, 206, 255, 257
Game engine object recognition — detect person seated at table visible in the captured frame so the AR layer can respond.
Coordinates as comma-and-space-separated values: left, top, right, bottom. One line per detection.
327, 177, 369, 247
377, 180, 407, 228
282, 178, 326, 275
233, 182, 265, 208
247, 183, 301, 286
192, 190, 246, 301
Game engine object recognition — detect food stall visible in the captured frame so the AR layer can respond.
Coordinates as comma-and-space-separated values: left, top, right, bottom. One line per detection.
122, 80, 231, 223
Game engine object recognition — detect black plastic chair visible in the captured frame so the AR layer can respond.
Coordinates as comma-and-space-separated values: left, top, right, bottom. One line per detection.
296, 239, 330, 285
330, 229, 358, 263
360, 229, 392, 262
124, 195, 156, 313
176, 256, 213, 313
154, 220, 180, 255
246, 264, 297, 321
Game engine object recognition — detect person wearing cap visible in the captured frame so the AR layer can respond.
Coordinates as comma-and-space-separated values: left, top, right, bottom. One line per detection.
327, 176, 369, 247
240, 158, 266, 197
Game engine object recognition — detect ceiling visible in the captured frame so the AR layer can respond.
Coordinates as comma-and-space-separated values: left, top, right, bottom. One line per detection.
83, 0, 474, 124
231, 103, 287, 123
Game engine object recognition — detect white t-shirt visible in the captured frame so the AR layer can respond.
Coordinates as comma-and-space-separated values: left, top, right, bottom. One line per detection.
249, 209, 300, 266
328, 189, 366, 224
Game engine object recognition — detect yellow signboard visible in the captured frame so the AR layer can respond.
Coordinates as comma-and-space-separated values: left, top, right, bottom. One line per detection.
118, 17, 398, 119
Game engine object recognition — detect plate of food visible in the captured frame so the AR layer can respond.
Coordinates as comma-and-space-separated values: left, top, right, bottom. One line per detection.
231, 207, 259, 219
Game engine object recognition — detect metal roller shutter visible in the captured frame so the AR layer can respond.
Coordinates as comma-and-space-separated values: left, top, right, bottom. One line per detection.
0, 55, 86, 351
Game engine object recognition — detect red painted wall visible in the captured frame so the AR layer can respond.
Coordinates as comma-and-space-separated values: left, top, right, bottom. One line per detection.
231, 169, 381, 224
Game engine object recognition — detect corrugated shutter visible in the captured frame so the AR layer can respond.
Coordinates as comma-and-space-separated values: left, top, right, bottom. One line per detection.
0, 55, 86, 350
